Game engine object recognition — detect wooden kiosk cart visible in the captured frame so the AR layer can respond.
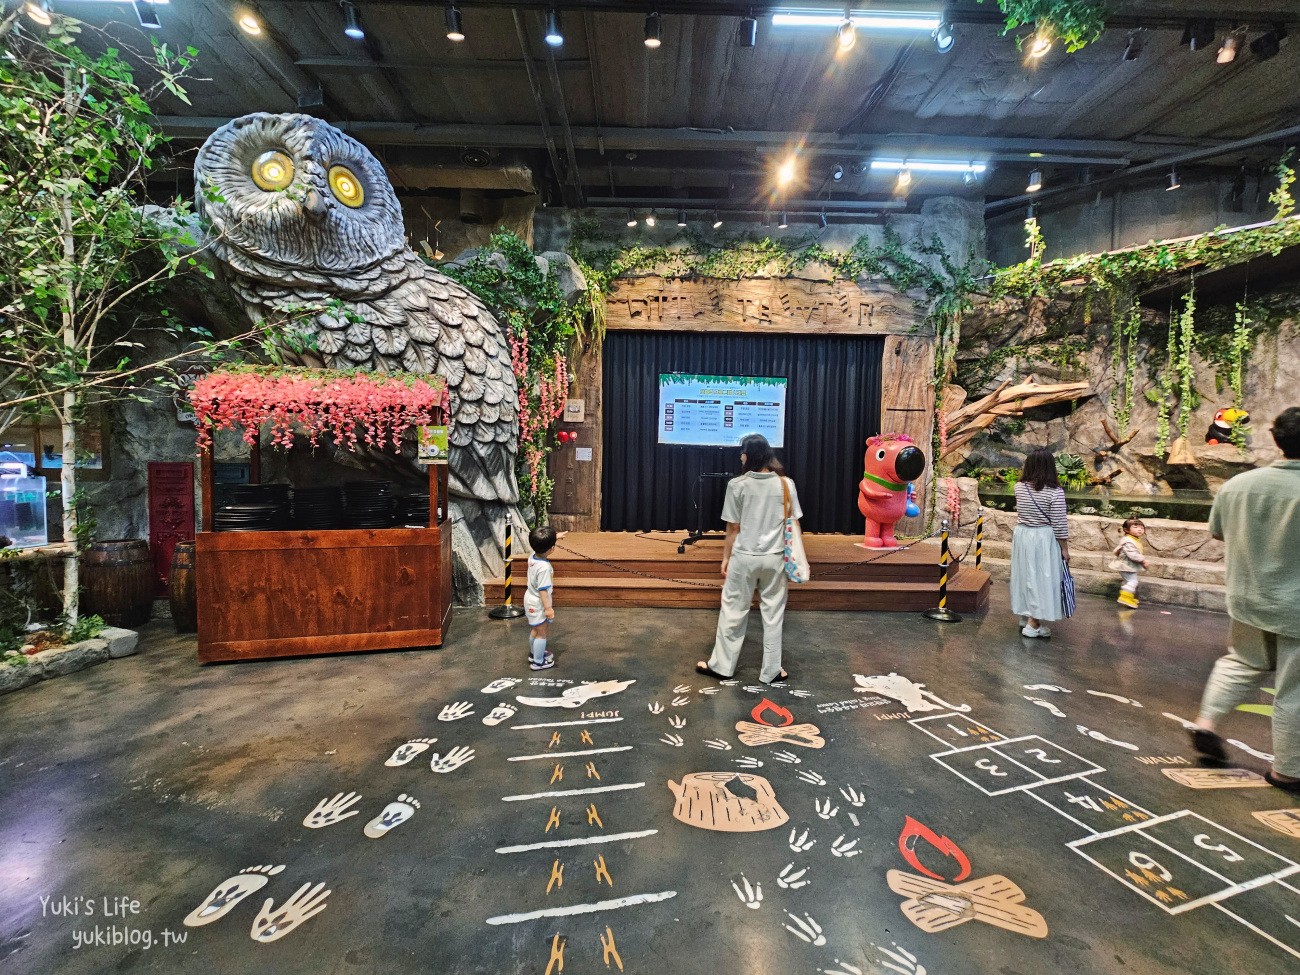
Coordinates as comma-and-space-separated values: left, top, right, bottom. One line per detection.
191, 368, 453, 663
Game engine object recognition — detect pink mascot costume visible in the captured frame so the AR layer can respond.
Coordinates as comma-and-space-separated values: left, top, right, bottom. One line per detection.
857, 434, 926, 549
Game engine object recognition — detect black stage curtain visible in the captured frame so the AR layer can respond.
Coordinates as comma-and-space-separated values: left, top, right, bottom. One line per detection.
601, 331, 884, 534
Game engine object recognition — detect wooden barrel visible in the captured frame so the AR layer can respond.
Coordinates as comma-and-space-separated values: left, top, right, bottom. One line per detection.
168, 540, 197, 633
81, 539, 154, 628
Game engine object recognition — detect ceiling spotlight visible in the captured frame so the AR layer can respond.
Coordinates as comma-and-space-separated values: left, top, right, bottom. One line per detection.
933, 20, 955, 53
778, 210, 789, 229
831, 164, 845, 182
1217, 32, 1240, 64
676, 208, 687, 228
1250, 24, 1287, 61
645, 11, 662, 49
1167, 168, 1181, 191
25, 0, 52, 26
237, 11, 262, 35
1122, 31, 1144, 61
445, 5, 465, 42
711, 212, 724, 229
850, 160, 870, 176
1182, 19, 1216, 52
1026, 203, 1037, 220
544, 9, 564, 47
1026, 169, 1043, 192
738, 11, 758, 48
341, 1, 364, 40
626, 208, 637, 228
644, 209, 657, 227
818, 210, 828, 230
837, 10, 856, 52
896, 167, 913, 191
963, 166, 977, 185
1028, 29, 1052, 59
777, 156, 796, 186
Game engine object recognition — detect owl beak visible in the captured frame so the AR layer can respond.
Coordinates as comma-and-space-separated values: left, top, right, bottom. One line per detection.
302, 189, 330, 220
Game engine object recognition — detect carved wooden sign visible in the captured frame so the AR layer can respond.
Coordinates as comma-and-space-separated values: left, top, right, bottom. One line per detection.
605, 276, 925, 335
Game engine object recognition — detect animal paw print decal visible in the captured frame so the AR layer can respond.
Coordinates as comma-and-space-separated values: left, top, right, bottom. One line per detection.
788, 827, 816, 853
250, 882, 331, 944
815, 797, 839, 820
732, 874, 763, 909
777, 863, 810, 890
385, 738, 437, 767
830, 835, 861, 858
705, 738, 732, 751
303, 792, 363, 829
796, 770, 827, 786
659, 733, 685, 748
784, 911, 827, 946
669, 715, 686, 729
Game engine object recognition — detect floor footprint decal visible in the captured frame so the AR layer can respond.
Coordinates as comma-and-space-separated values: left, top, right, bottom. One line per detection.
183, 865, 285, 927
364, 795, 421, 838
385, 738, 437, 767
250, 882, 331, 944
483, 704, 518, 726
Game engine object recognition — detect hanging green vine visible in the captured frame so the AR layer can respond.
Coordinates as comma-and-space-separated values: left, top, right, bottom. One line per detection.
1110, 298, 1141, 436
976, 0, 1108, 53
1175, 285, 1198, 441
1272, 149, 1296, 220
1152, 310, 1176, 456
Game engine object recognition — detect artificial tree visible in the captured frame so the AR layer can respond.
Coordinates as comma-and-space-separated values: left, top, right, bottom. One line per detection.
0, 14, 309, 618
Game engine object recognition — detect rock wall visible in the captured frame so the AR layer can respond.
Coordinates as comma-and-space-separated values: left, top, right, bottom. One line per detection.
952, 287, 1300, 497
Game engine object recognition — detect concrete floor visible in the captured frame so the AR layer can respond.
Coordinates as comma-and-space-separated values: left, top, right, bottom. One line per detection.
1, 590, 1296, 975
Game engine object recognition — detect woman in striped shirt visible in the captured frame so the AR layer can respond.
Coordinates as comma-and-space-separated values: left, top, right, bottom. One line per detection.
1011, 449, 1071, 638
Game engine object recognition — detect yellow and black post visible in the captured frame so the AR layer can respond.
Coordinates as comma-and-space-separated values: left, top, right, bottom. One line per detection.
923, 518, 963, 623
975, 507, 984, 571
489, 518, 526, 620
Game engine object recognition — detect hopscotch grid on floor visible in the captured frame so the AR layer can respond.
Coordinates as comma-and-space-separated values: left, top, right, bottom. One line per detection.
512, 718, 625, 730
1068, 809, 1300, 914
908, 712, 1007, 744
1212, 901, 1300, 960
507, 746, 633, 761
1024, 787, 1099, 834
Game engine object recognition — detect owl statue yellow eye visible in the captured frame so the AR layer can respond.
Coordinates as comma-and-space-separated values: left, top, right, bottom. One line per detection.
251, 150, 294, 191
328, 165, 364, 207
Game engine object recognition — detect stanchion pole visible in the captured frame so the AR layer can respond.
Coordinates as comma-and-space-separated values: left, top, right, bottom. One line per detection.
923, 518, 963, 623
975, 507, 984, 571
489, 517, 525, 620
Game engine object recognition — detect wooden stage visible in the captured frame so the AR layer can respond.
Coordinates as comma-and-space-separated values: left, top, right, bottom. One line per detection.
484, 532, 991, 613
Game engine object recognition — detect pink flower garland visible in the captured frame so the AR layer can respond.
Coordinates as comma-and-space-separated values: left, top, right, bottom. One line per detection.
508, 320, 568, 493
190, 368, 444, 454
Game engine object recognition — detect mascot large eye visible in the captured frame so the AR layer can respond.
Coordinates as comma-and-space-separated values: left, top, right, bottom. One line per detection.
329, 165, 365, 208
876, 448, 887, 461
251, 150, 294, 191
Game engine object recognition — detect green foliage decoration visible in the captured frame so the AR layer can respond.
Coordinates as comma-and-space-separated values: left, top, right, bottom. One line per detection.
1054, 452, 1089, 490
1175, 285, 1198, 440
977, 0, 1108, 53
440, 230, 584, 521
1272, 149, 1296, 221
1110, 299, 1141, 436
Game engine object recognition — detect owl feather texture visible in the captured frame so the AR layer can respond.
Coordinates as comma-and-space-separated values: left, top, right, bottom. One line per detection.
194, 113, 519, 503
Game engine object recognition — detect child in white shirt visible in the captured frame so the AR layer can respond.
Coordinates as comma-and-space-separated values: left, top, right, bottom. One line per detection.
1110, 518, 1150, 608
524, 525, 558, 670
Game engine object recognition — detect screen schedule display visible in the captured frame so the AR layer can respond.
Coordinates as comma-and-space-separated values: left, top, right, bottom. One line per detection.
657, 373, 787, 447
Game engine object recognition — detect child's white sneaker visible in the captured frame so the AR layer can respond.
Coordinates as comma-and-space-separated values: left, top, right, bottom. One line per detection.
530, 654, 556, 671
1021, 625, 1052, 638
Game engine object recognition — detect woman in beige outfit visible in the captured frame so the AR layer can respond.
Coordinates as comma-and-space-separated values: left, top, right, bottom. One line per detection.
696, 433, 802, 684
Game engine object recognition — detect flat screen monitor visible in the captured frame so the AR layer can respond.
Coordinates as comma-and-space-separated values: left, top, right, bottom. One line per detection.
657, 373, 787, 447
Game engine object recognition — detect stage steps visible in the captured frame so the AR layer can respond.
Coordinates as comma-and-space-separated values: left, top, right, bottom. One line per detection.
484, 533, 991, 613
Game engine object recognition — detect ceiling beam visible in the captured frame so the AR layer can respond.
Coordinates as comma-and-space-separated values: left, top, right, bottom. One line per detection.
295, 56, 592, 74
155, 117, 1205, 164
985, 123, 1300, 216
259, 1, 1300, 28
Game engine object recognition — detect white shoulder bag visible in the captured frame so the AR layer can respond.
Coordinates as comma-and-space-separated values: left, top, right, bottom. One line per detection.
780, 477, 811, 583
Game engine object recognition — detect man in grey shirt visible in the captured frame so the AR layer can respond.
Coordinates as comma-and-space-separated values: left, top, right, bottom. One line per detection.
1191, 407, 1300, 793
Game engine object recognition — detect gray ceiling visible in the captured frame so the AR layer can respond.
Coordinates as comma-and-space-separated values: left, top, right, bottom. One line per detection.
54, 0, 1300, 212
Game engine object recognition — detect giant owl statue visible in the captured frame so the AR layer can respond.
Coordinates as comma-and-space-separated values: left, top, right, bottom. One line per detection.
193, 113, 518, 503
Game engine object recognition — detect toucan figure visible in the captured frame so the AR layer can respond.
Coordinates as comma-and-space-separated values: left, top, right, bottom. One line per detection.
1205, 407, 1250, 445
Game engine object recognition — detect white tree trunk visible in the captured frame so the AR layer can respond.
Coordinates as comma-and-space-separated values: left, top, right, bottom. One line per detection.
61, 399, 78, 622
